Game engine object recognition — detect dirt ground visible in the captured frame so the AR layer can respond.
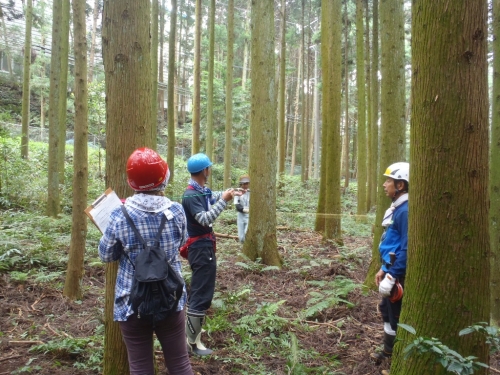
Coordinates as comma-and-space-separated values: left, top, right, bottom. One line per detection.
1, 229, 499, 375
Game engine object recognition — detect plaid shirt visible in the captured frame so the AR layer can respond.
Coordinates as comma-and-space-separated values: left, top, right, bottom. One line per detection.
98, 201, 188, 321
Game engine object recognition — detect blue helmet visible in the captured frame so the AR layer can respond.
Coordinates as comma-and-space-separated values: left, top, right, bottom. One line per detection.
187, 153, 213, 173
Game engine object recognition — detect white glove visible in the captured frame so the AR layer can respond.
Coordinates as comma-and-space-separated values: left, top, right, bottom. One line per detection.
379, 274, 396, 297
243, 207, 249, 214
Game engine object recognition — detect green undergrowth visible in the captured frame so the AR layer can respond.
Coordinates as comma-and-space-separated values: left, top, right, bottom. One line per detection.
0, 134, 374, 374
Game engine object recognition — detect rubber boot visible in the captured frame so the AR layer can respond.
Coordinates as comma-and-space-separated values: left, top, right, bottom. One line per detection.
370, 332, 395, 364
186, 310, 213, 356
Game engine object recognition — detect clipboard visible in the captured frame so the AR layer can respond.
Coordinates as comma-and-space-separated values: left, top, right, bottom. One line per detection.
85, 188, 123, 233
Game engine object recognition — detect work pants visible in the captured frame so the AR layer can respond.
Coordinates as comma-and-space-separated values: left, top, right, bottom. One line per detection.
187, 245, 217, 312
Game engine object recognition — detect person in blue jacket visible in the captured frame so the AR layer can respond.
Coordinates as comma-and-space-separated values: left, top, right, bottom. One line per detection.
371, 162, 409, 374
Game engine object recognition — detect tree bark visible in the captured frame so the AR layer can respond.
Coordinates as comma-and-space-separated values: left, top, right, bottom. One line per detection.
492, 0, 500, 326
355, 0, 367, 216
365, 0, 372, 209
300, 0, 309, 182
370, 0, 379, 208
243, 0, 281, 267
0, 5, 13, 80
102, 0, 153, 372
88, 0, 99, 82
151, 0, 159, 148
47, 0, 62, 217
57, 0, 70, 182
223, 0, 234, 188
312, 45, 320, 179
316, 0, 342, 241
342, 0, 350, 189
64, 0, 88, 301
21, 0, 33, 159
391, 2, 489, 374
167, 0, 177, 182
290, 47, 302, 176
191, 0, 201, 154
205, 0, 215, 188
241, 0, 251, 91
277, 0, 286, 176
158, 0, 165, 117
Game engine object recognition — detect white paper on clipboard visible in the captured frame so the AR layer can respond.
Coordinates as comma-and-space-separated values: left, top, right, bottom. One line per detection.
85, 188, 122, 233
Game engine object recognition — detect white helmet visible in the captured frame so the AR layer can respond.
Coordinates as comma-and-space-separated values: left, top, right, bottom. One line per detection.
383, 162, 409, 183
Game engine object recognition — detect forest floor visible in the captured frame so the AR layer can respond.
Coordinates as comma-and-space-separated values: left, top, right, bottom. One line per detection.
1, 225, 499, 375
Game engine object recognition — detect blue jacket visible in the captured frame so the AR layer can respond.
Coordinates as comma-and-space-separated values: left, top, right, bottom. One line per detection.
379, 200, 408, 279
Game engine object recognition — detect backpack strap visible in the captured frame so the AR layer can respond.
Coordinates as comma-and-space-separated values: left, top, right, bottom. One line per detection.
121, 205, 168, 269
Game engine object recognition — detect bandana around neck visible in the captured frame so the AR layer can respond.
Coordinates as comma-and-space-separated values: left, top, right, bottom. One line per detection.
125, 193, 172, 213
188, 178, 217, 204
381, 193, 408, 228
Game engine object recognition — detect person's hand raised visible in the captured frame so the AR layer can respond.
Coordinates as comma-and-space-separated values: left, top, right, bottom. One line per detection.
222, 188, 235, 202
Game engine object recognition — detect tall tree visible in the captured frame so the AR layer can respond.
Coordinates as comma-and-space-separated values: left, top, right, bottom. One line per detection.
315, 0, 342, 240
290, 45, 302, 176
102, 0, 153, 372
151, 0, 159, 147
47, 0, 63, 217
88, 0, 100, 82
355, 0, 367, 216
278, 0, 286, 176
191, 0, 201, 154
365, 0, 372, 208
300, 0, 309, 182
21, 0, 33, 159
391, 2, 490, 374
167, 0, 177, 182
370, 0, 380, 208
243, 0, 281, 267
158, 0, 165, 116
241, 0, 251, 90
365, 0, 406, 288
0, 4, 12, 80
206, 0, 215, 187
491, 0, 500, 326
64, 0, 88, 301
311, 45, 320, 179
223, 0, 234, 188
342, 0, 349, 189
57, 0, 70, 181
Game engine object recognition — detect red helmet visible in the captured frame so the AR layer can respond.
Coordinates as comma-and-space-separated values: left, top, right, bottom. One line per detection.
126, 147, 168, 191
389, 281, 404, 303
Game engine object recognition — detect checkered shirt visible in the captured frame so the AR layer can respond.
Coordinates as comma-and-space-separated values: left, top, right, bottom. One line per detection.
98, 202, 188, 321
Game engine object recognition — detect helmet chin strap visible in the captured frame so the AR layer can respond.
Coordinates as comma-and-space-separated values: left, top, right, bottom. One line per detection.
392, 181, 408, 201
392, 190, 400, 200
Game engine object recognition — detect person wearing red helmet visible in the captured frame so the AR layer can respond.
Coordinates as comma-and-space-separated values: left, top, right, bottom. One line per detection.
371, 162, 409, 375
99, 148, 193, 375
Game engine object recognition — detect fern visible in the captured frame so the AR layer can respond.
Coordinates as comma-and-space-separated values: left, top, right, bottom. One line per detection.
33, 271, 64, 283
235, 261, 253, 270
236, 300, 288, 334
303, 276, 359, 318
0, 248, 23, 270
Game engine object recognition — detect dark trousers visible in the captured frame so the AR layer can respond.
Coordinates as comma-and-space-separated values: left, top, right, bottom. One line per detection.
187, 245, 217, 313
380, 296, 402, 332
119, 310, 193, 375
379, 278, 404, 332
